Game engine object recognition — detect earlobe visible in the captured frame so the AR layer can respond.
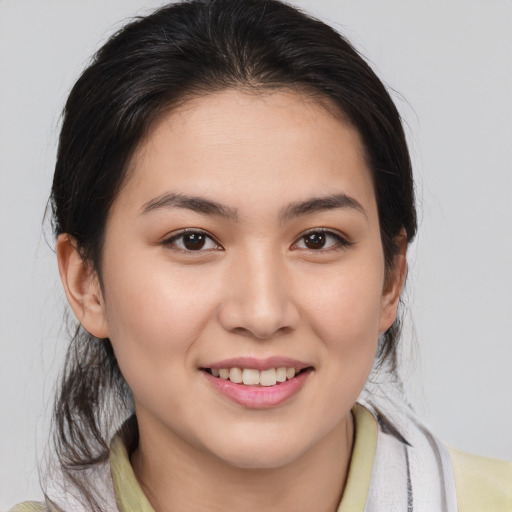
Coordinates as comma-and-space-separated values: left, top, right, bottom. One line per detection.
56, 234, 109, 339
379, 229, 408, 333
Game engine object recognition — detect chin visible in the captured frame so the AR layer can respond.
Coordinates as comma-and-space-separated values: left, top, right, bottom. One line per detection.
207, 428, 317, 470
218, 446, 304, 470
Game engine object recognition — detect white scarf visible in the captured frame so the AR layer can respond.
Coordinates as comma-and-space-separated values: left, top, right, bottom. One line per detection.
43, 400, 459, 512
360, 398, 458, 512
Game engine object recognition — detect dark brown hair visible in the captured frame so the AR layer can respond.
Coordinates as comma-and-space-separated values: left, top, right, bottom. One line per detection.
49, 0, 417, 509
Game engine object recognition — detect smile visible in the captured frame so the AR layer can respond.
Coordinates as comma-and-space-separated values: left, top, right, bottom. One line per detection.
201, 358, 313, 408
205, 367, 304, 386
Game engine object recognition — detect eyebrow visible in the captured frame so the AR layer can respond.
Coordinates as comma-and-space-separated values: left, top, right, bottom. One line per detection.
140, 193, 239, 221
279, 193, 367, 222
140, 192, 366, 222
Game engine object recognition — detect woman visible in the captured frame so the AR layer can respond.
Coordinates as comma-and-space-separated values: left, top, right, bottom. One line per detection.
10, 0, 511, 511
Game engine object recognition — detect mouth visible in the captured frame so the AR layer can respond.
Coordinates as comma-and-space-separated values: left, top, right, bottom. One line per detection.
200, 358, 313, 408
201, 366, 312, 387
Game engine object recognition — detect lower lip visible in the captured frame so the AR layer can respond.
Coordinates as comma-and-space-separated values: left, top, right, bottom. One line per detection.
202, 369, 312, 409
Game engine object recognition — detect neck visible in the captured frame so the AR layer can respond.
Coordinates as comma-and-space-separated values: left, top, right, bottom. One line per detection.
131, 412, 354, 512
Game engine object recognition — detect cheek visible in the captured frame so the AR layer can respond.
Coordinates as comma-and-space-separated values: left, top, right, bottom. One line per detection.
301, 260, 385, 347
99, 251, 217, 389
308, 271, 382, 404
296, 250, 385, 392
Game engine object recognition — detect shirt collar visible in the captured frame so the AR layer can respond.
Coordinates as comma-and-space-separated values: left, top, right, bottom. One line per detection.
109, 404, 377, 512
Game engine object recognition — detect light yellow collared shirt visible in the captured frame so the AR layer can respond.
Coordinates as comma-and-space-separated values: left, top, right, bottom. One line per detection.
11, 404, 512, 512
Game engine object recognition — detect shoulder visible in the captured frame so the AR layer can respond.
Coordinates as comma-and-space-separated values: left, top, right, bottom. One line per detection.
9, 502, 48, 512
448, 445, 512, 512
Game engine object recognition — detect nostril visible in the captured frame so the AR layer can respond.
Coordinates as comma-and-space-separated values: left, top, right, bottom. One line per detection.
227, 324, 296, 340
216, 279, 300, 339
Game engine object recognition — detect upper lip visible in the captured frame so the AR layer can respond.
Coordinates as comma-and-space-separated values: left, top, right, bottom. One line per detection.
203, 356, 312, 371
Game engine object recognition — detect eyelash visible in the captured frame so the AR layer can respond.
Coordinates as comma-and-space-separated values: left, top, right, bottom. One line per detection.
292, 228, 353, 252
162, 228, 352, 253
163, 229, 222, 253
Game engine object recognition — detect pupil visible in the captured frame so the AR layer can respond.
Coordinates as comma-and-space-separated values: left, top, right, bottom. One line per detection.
184, 233, 206, 250
305, 233, 325, 249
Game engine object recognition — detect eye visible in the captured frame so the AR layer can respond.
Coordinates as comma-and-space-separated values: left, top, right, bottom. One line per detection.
293, 229, 351, 251
164, 230, 222, 252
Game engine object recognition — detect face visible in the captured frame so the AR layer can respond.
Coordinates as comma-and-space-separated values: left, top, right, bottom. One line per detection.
81, 89, 403, 469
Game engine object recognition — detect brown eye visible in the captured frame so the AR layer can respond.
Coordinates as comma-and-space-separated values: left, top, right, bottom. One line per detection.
183, 232, 206, 250
303, 232, 326, 249
294, 230, 352, 252
165, 230, 221, 252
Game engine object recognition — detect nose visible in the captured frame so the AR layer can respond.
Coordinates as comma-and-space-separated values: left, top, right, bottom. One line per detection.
217, 248, 300, 340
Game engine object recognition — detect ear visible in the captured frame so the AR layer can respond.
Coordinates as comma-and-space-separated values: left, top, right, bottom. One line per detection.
379, 228, 408, 334
56, 234, 110, 339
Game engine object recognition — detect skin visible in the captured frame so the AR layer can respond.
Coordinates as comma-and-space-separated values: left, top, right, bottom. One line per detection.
57, 88, 406, 512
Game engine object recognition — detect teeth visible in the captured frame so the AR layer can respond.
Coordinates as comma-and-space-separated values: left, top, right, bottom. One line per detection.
276, 367, 287, 382
229, 367, 243, 383
242, 368, 260, 385
286, 368, 296, 379
260, 368, 276, 386
210, 366, 301, 386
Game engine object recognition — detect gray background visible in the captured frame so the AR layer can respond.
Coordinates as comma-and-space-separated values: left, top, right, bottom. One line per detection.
1, 0, 511, 507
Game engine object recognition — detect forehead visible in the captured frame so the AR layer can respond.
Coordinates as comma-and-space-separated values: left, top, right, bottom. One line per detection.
121, 88, 376, 218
